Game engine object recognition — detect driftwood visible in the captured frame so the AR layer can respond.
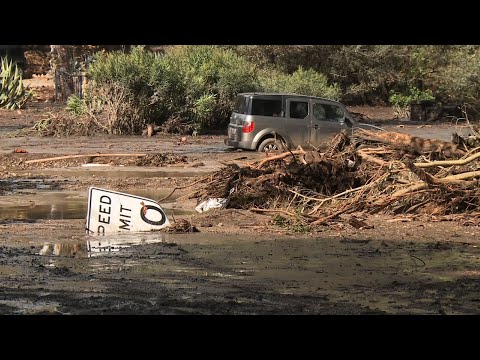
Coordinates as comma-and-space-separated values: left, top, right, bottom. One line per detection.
441, 170, 480, 182
25, 153, 147, 164
414, 151, 480, 168
355, 128, 463, 155
255, 149, 306, 169
357, 149, 387, 166
156, 177, 209, 203
249, 208, 298, 218
311, 205, 355, 225
374, 170, 480, 208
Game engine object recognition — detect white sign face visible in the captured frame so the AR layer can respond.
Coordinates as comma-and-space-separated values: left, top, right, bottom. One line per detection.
86, 187, 170, 235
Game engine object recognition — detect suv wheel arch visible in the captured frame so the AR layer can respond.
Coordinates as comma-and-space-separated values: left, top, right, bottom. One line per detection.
257, 135, 286, 152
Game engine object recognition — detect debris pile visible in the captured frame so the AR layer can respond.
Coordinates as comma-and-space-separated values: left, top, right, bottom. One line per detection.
32, 111, 103, 136
0, 152, 188, 170
189, 128, 480, 226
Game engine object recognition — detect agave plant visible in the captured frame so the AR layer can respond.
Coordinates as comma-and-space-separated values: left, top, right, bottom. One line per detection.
0, 56, 33, 110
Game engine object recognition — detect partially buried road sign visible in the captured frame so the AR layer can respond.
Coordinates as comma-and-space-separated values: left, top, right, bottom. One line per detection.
86, 187, 170, 235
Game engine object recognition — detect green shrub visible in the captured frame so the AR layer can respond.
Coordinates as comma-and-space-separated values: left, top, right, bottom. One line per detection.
86, 45, 260, 134
87, 46, 167, 134
161, 45, 260, 131
430, 46, 480, 107
66, 94, 85, 116
259, 67, 340, 100
389, 86, 436, 118
193, 93, 217, 135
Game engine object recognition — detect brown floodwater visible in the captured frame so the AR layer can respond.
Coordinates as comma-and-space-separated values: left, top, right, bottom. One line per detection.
0, 188, 196, 220
17, 231, 480, 315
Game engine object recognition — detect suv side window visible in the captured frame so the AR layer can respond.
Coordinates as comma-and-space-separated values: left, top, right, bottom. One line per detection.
290, 101, 309, 119
313, 103, 344, 122
251, 99, 282, 117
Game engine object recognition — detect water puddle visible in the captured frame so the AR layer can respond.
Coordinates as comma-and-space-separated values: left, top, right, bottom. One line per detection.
0, 188, 196, 220
0, 265, 19, 276
0, 125, 29, 135
38, 232, 174, 258
0, 191, 85, 220
0, 299, 62, 314
0, 178, 61, 191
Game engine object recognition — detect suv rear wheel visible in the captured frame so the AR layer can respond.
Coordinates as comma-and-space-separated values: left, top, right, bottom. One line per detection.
257, 138, 283, 152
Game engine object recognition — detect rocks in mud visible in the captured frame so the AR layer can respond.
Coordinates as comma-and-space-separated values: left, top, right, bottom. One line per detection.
164, 219, 199, 233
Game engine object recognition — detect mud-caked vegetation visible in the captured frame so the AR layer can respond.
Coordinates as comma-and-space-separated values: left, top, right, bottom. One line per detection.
70, 46, 339, 135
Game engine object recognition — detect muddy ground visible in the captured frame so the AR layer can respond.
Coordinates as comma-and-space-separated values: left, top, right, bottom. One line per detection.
1, 96, 480, 314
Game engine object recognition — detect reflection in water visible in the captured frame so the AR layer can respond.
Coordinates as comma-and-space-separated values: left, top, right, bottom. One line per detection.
0, 189, 194, 221
39, 243, 88, 258
39, 233, 170, 258
0, 202, 86, 220
87, 233, 169, 257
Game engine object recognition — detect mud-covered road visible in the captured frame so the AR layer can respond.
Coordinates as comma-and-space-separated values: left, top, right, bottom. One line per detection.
1, 105, 480, 314
1, 219, 480, 314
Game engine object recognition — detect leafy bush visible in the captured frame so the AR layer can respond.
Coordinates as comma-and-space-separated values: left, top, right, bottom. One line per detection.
430, 46, 480, 107
193, 93, 217, 135
62, 45, 480, 121
87, 46, 167, 134
66, 94, 85, 116
161, 45, 260, 133
259, 66, 340, 100
389, 86, 436, 118
86, 45, 260, 134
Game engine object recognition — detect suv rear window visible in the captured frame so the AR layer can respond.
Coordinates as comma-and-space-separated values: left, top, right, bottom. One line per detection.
251, 99, 282, 117
233, 96, 249, 114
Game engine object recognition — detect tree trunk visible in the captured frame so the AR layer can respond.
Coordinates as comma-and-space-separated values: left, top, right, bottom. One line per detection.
50, 45, 75, 102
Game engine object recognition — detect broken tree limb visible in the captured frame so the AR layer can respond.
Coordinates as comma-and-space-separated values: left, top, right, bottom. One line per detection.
441, 170, 480, 182
311, 205, 355, 226
358, 146, 393, 154
414, 151, 480, 168
294, 146, 309, 165
380, 182, 428, 202
357, 149, 387, 166
156, 177, 210, 203
374, 170, 480, 207
255, 149, 306, 169
307, 173, 389, 215
354, 128, 463, 155
249, 208, 298, 218
406, 163, 474, 187
24, 153, 147, 164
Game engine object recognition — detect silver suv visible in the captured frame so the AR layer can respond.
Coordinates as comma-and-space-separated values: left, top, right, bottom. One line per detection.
225, 93, 358, 152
